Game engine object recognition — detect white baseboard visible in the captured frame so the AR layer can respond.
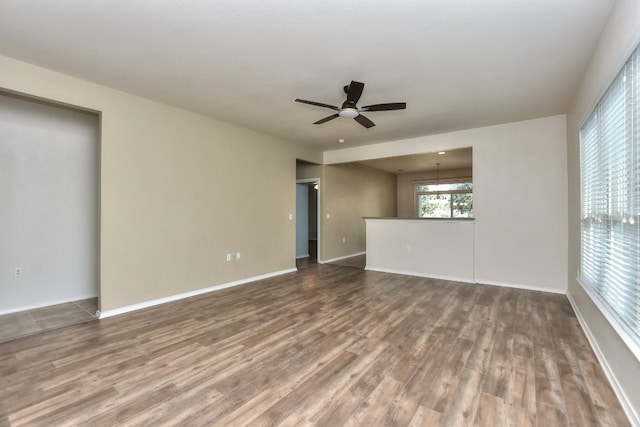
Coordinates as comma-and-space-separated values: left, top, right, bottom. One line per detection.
361, 269, 566, 295
364, 266, 474, 284
0, 293, 99, 316
474, 278, 566, 295
319, 252, 366, 264
296, 253, 310, 259
98, 268, 297, 319
567, 293, 640, 427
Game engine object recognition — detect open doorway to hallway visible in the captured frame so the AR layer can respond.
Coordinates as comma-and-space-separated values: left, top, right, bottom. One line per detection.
296, 178, 319, 269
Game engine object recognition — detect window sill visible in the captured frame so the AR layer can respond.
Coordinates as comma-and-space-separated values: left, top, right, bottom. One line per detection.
576, 277, 640, 363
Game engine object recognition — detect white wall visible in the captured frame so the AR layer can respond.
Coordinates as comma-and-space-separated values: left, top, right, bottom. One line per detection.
325, 115, 568, 293
0, 94, 99, 313
566, 0, 640, 423
366, 219, 475, 283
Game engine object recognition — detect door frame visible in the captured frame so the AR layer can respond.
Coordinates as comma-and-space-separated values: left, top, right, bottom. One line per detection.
296, 178, 321, 263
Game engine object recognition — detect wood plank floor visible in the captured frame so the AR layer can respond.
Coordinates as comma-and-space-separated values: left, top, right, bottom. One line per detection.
327, 254, 367, 269
0, 265, 629, 426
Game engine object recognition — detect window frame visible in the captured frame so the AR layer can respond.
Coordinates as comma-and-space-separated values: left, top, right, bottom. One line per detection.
578, 42, 640, 361
414, 179, 473, 219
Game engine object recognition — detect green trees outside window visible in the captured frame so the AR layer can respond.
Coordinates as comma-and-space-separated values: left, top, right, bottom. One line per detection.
416, 182, 473, 218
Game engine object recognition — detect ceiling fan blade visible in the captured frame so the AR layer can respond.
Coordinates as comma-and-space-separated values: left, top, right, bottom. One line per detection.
354, 114, 375, 128
345, 81, 365, 104
314, 114, 340, 125
295, 99, 339, 110
360, 102, 407, 112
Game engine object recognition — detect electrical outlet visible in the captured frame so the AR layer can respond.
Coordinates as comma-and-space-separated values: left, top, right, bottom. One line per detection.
405, 246, 411, 254
226, 253, 232, 261
14, 267, 22, 277
342, 237, 346, 244
236, 252, 241, 260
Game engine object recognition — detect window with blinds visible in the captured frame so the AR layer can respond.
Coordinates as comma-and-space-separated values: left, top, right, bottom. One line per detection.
580, 43, 640, 356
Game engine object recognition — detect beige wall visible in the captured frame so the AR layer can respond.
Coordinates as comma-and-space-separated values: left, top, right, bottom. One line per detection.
296, 162, 322, 181
566, 0, 640, 422
324, 115, 568, 293
322, 163, 396, 261
297, 162, 396, 261
397, 167, 473, 218
0, 54, 322, 312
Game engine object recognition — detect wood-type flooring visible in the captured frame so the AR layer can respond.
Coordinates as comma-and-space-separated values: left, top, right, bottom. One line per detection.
0, 265, 630, 426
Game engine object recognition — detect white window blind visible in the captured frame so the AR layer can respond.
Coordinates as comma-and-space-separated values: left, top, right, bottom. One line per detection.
580, 43, 640, 356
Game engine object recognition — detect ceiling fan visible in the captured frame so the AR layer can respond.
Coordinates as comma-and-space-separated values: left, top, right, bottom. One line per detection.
295, 81, 406, 128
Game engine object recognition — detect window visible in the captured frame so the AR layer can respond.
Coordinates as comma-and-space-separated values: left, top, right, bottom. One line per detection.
579, 43, 640, 355
416, 181, 473, 218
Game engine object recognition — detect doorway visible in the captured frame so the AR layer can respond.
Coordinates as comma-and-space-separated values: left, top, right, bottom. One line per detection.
0, 92, 100, 340
296, 178, 320, 268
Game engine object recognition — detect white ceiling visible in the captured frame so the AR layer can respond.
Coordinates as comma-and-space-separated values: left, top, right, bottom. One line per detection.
0, 1, 614, 150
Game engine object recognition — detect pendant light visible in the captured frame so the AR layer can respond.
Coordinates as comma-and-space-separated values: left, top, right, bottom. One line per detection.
436, 162, 441, 199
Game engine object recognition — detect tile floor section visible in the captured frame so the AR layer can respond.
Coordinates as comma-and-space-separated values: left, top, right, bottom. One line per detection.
0, 298, 98, 342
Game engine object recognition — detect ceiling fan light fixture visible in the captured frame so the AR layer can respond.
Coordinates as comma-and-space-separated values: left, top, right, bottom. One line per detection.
339, 108, 359, 118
